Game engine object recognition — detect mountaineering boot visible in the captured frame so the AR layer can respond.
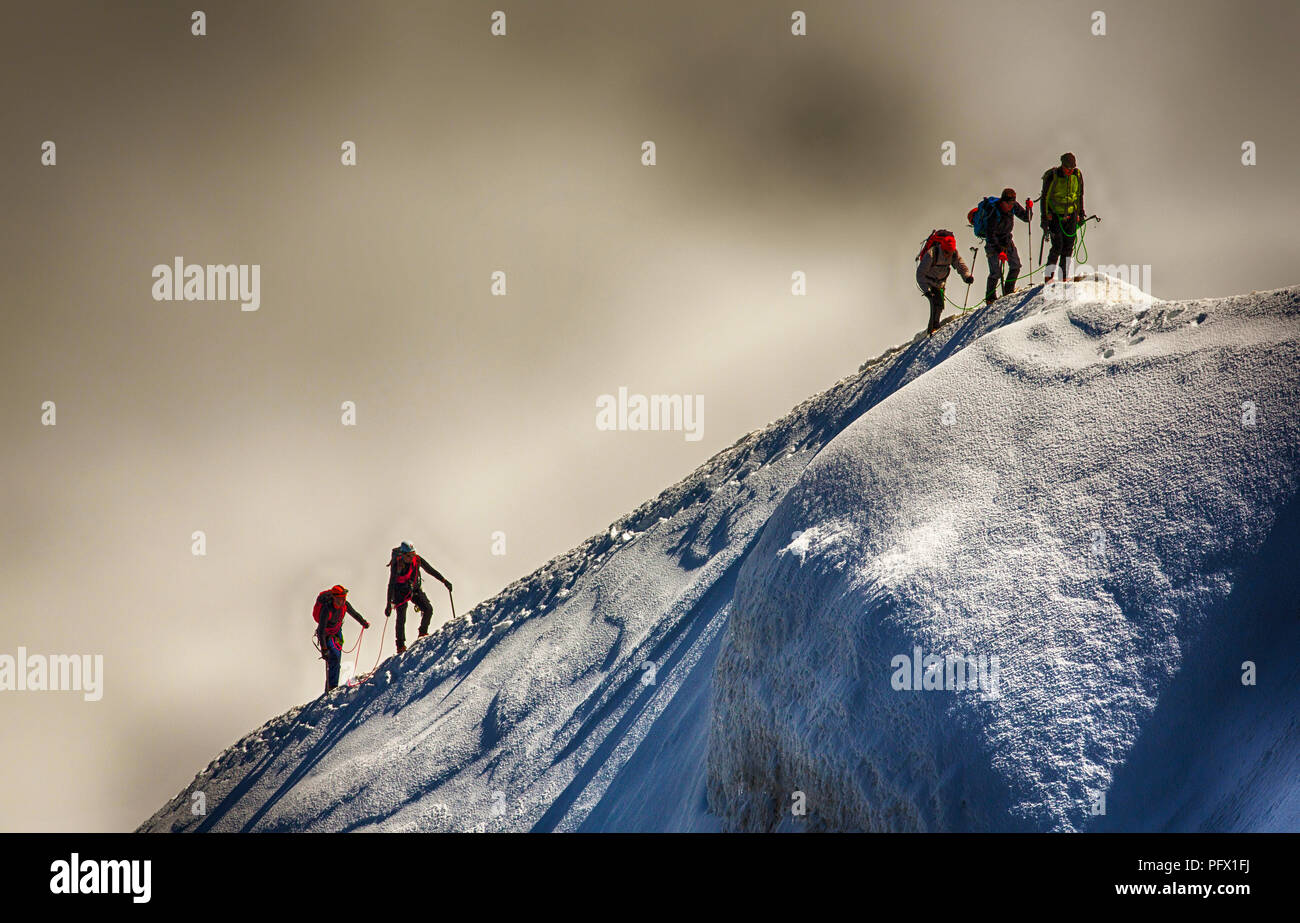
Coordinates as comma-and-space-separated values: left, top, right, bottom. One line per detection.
396, 641, 407, 654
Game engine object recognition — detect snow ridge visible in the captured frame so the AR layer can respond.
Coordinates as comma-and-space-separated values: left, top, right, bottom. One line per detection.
140, 278, 1300, 832
708, 283, 1300, 831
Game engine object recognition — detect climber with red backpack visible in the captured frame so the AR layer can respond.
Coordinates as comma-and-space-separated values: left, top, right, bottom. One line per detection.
915, 229, 974, 335
968, 187, 1032, 305
313, 585, 370, 693
386, 542, 454, 653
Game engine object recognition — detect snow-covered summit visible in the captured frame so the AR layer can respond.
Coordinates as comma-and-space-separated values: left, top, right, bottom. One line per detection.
710, 276, 1300, 831
141, 277, 1300, 832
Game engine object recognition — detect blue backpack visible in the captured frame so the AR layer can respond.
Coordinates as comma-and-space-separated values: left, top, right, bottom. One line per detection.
968, 196, 1001, 240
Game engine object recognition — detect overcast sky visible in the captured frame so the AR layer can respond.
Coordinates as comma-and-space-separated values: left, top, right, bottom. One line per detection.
2, 0, 1296, 830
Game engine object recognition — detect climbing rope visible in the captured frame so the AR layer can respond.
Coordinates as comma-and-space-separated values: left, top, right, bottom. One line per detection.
368, 613, 391, 674
918, 215, 1098, 314
311, 625, 364, 656
922, 260, 1049, 311
341, 625, 364, 654
1045, 213, 1095, 264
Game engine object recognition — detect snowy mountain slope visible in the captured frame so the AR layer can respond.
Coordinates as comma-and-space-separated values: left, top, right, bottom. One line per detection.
708, 282, 1300, 832
140, 277, 1300, 833
138, 294, 950, 832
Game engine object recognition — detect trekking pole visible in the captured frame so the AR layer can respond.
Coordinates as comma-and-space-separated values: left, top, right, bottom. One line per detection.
1026, 200, 1034, 283
449, 587, 458, 621
963, 247, 977, 309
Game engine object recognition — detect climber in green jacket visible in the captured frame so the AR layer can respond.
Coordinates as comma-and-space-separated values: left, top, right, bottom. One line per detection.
1040, 152, 1086, 283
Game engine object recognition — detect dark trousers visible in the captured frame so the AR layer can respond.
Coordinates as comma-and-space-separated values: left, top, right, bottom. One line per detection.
321, 633, 342, 692
1046, 214, 1079, 277
985, 241, 1021, 300
923, 287, 945, 334
395, 586, 434, 648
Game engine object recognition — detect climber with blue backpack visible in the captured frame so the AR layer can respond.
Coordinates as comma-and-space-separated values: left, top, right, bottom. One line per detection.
968, 187, 1032, 305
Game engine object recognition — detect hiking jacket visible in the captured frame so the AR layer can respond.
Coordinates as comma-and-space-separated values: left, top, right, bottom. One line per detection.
916, 245, 971, 291
317, 598, 367, 638
1039, 167, 1085, 219
984, 202, 1031, 247
387, 553, 449, 605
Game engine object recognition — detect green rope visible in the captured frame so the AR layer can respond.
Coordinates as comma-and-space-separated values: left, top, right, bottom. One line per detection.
1075, 216, 1089, 264
1051, 214, 1091, 264
920, 215, 1095, 315
925, 263, 1047, 311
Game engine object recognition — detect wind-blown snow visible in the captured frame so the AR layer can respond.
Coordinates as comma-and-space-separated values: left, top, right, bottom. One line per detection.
141, 277, 1300, 833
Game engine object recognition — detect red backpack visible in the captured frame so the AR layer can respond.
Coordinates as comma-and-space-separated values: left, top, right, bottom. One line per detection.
390, 552, 420, 605
313, 586, 348, 633
916, 228, 956, 261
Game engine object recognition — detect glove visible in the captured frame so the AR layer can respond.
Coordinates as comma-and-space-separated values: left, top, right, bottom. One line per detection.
385, 603, 392, 616
362, 620, 371, 629
444, 580, 454, 592
963, 274, 974, 285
